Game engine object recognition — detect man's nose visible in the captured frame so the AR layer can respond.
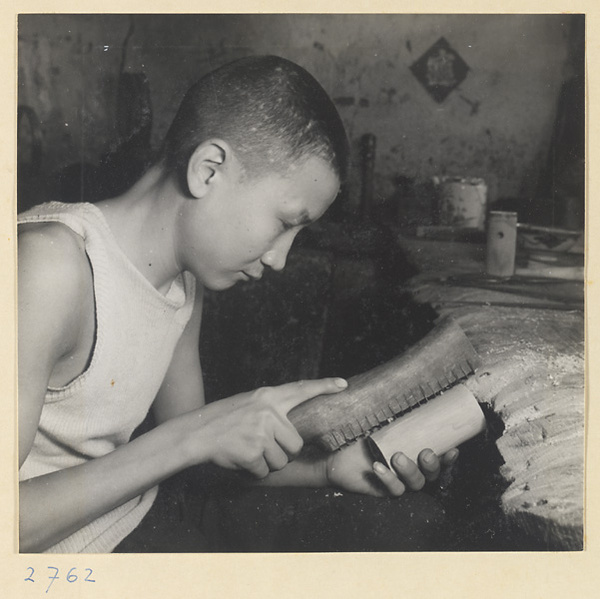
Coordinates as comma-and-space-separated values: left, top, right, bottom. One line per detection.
261, 234, 295, 272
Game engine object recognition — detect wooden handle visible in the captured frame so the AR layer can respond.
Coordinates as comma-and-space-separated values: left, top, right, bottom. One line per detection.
366, 384, 487, 465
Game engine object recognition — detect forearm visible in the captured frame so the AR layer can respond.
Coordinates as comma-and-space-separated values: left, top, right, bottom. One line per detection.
255, 449, 330, 488
19, 416, 198, 553
20, 377, 350, 550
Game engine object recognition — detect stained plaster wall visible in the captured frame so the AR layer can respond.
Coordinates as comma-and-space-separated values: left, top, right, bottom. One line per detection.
18, 13, 579, 215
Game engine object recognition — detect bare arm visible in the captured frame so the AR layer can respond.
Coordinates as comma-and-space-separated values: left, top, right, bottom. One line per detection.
18, 224, 90, 467
256, 441, 457, 496
151, 286, 206, 424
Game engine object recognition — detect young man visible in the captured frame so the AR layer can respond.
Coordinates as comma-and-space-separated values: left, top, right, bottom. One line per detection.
18, 56, 453, 553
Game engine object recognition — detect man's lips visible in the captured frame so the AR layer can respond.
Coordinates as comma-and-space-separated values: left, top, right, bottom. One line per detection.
241, 270, 263, 281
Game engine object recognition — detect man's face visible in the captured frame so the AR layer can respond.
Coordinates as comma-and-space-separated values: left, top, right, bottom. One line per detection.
180, 155, 340, 290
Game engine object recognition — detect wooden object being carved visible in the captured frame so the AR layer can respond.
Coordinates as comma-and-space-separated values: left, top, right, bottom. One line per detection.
288, 318, 482, 451
367, 384, 486, 465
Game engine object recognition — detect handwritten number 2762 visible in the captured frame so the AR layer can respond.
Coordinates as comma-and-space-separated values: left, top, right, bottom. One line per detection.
24, 566, 95, 592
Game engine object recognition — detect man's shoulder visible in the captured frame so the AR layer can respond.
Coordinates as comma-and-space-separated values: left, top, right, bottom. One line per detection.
19, 219, 86, 259
18, 219, 96, 396
18, 220, 92, 305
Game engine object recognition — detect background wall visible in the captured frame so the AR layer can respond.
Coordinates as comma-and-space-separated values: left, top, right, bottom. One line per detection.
17, 13, 584, 223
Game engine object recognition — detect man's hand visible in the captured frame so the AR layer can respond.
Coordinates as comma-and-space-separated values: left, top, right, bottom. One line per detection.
325, 439, 459, 497
182, 378, 348, 479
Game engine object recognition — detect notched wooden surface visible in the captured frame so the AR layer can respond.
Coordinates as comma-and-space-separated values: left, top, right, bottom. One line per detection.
453, 307, 584, 549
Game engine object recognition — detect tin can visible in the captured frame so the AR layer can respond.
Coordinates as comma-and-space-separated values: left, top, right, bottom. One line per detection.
433, 176, 487, 230
485, 211, 518, 277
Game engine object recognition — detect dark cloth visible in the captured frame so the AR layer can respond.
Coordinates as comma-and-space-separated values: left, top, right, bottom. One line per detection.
113, 474, 209, 553
115, 470, 451, 553
200, 485, 451, 553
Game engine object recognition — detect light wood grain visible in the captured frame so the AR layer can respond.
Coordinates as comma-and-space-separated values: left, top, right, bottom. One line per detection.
367, 384, 486, 465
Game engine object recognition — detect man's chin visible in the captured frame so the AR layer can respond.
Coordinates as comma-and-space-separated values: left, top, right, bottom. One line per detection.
203, 275, 243, 292
198, 269, 256, 291
206, 281, 237, 292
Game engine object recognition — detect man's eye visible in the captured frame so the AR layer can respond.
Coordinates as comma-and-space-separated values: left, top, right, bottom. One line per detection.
280, 220, 294, 231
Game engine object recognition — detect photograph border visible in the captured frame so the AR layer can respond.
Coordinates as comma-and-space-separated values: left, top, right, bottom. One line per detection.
2, 2, 598, 597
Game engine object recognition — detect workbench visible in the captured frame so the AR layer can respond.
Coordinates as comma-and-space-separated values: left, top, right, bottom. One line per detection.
398, 234, 585, 550
193, 225, 585, 552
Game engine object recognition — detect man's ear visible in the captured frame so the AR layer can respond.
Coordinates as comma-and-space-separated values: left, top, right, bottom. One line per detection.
186, 141, 228, 198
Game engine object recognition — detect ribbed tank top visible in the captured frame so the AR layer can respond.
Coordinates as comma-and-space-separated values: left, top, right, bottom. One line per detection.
18, 202, 196, 553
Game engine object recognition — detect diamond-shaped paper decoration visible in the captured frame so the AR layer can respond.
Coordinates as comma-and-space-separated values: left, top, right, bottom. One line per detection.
410, 37, 469, 103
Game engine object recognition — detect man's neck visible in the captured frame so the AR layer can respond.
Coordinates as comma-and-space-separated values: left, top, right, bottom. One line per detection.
96, 167, 185, 295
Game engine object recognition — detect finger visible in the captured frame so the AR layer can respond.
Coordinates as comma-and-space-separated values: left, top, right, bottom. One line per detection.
273, 377, 349, 414
373, 461, 407, 497
440, 448, 459, 467
417, 449, 442, 483
273, 422, 304, 458
263, 444, 290, 472
246, 456, 270, 479
390, 452, 426, 491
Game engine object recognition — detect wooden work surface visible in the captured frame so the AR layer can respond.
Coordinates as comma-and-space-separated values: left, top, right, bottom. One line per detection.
398, 235, 585, 550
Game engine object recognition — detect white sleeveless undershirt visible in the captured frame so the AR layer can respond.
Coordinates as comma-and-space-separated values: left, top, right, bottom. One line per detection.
19, 202, 196, 553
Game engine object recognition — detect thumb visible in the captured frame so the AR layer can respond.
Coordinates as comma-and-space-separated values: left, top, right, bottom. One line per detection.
276, 377, 349, 414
